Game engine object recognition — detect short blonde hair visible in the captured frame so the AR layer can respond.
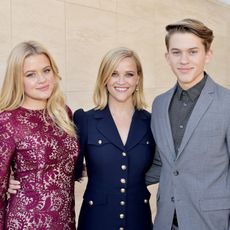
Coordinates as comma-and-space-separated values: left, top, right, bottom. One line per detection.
93, 47, 147, 110
0, 41, 76, 136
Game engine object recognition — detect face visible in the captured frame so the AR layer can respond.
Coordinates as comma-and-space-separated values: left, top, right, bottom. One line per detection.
165, 32, 212, 90
106, 57, 139, 106
23, 54, 55, 109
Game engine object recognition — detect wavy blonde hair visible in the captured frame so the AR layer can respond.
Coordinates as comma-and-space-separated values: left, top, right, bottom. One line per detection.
93, 47, 147, 110
0, 41, 76, 136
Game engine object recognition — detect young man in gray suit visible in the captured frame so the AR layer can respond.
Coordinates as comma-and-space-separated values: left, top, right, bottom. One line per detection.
146, 18, 230, 230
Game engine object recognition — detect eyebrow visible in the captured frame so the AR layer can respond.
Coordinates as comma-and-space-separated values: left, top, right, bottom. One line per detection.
170, 47, 199, 51
24, 65, 51, 74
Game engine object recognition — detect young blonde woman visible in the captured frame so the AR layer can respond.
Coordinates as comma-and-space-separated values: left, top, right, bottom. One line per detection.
0, 41, 79, 229
74, 47, 155, 230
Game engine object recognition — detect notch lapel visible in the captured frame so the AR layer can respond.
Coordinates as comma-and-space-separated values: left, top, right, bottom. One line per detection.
177, 77, 215, 158
125, 110, 148, 151
162, 87, 177, 159
95, 107, 124, 151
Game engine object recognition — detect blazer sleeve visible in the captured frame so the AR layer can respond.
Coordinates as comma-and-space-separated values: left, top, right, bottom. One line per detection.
145, 147, 161, 185
73, 109, 87, 181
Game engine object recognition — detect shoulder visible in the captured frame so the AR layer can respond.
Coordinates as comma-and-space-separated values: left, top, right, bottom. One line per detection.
0, 109, 17, 125
137, 109, 151, 119
73, 108, 95, 122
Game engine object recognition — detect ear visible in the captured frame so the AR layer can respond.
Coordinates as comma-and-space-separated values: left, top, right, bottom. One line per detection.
165, 52, 170, 64
205, 49, 213, 64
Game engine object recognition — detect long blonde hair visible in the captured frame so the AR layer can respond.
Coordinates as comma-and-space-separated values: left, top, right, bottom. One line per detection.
93, 47, 147, 110
0, 41, 76, 136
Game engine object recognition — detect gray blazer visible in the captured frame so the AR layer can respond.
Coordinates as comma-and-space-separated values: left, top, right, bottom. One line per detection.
146, 76, 230, 230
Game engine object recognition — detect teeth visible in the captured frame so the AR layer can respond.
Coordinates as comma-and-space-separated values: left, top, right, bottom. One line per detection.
115, 87, 127, 92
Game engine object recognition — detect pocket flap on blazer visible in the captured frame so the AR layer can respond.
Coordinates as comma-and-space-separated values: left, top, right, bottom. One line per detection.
83, 191, 107, 205
129, 189, 151, 204
200, 197, 230, 211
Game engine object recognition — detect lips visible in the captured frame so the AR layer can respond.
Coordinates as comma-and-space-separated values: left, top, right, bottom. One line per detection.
177, 67, 193, 73
37, 85, 49, 91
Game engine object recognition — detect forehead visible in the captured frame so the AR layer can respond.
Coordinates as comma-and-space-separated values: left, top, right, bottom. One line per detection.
115, 57, 137, 70
168, 32, 204, 50
23, 54, 50, 71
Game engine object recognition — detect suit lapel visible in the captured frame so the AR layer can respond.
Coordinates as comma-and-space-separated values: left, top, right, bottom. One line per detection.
163, 87, 177, 158
125, 110, 148, 151
177, 77, 215, 158
95, 106, 124, 151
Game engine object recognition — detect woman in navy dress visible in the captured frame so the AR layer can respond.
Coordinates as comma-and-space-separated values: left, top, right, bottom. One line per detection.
74, 47, 155, 230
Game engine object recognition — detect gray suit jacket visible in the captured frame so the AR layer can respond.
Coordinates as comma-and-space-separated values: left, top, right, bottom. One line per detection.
146, 76, 230, 230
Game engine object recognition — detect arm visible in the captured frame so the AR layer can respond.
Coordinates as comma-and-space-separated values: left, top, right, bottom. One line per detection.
73, 109, 87, 181
0, 119, 15, 229
145, 148, 161, 185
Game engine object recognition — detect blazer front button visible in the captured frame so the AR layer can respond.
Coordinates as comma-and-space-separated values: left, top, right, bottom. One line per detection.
89, 200, 94, 205
120, 201, 125, 206
122, 152, 127, 157
120, 188, 126, 193
173, 170, 179, 176
144, 199, 148, 203
120, 214, 125, 219
119, 228, 124, 230
120, 178, 126, 184
98, 139, 102, 144
121, 165, 127, 170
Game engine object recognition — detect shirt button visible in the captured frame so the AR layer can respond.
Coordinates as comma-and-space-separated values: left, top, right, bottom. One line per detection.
120, 188, 126, 193
120, 201, 125, 206
173, 170, 179, 176
120, 178, 126, 184
171, 196, 175, 202
122, 152, 127, 157
179, 125, 184, 129
120, 214, 125, 219
183, 102, 187, 106
121, 165, 127, 170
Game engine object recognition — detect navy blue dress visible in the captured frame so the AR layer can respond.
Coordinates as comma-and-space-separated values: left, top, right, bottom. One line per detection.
74, 106, 155, 230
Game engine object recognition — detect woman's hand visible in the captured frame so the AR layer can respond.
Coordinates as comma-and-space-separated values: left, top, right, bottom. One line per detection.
8, 174, 20, 194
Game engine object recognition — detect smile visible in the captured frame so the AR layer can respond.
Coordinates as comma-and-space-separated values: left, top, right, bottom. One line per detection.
114, 87, 128, 92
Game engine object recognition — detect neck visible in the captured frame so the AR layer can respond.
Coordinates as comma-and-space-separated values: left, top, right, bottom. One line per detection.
108, 101, 135, 116
22, 100, 47, 110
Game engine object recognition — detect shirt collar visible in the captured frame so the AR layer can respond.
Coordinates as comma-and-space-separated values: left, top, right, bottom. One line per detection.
175, 73, 207, 102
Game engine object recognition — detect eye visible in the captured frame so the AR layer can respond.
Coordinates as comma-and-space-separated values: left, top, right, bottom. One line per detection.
189, 50, 198, 55
172, 51, 180, 55
44, 67, 52, 74
125, 72, 134, 78
111, 72, 119, 78
25, 72, 36, 78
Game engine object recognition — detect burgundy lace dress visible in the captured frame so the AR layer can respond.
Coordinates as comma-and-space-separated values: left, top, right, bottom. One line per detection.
0, 107, 79, 230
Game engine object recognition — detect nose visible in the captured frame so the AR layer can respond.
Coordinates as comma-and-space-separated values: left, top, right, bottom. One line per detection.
117, 75, 125, 84
37, 73, 46, 83
180, 53, 189, 64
